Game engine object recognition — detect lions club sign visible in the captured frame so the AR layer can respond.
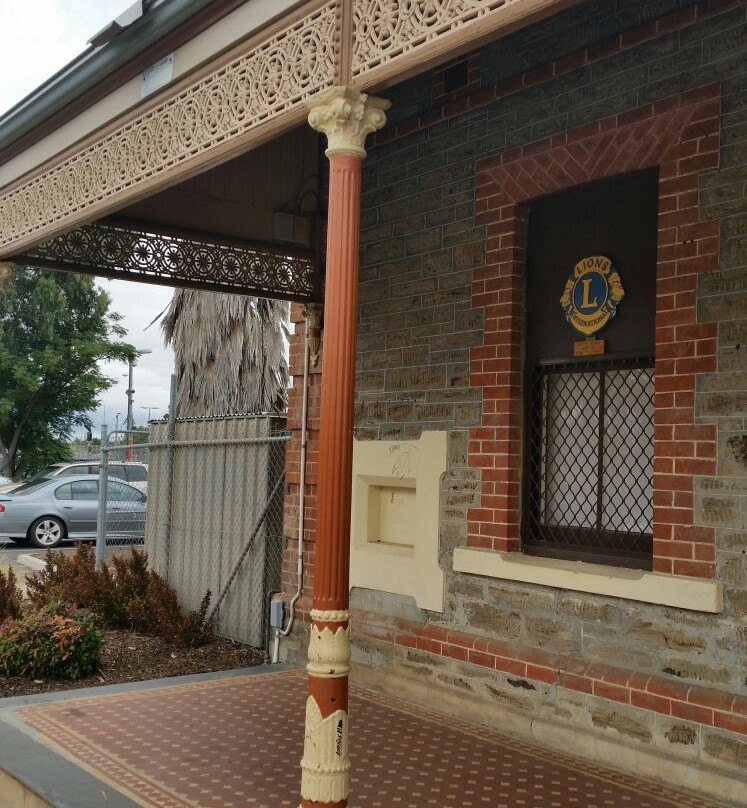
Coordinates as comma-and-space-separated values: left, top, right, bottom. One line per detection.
560, 255, 625, 336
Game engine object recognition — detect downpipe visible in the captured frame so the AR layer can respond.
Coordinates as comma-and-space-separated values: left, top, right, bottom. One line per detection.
272, 307, 314, 659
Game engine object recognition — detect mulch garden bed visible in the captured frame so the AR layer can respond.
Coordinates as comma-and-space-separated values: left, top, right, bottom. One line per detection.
0, 628, 265, 699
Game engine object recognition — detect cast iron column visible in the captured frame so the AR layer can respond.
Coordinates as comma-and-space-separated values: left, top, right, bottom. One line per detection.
301, 86, 389, 808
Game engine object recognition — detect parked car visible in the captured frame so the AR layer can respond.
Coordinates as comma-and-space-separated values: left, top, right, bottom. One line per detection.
0, 475, 146, 549
0, 460, 148, 494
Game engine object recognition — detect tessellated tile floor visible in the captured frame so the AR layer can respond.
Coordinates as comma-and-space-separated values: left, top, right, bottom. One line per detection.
16, 669, 734, 808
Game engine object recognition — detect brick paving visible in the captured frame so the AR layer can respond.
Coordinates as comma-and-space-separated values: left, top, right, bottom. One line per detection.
18, 669, 733, 808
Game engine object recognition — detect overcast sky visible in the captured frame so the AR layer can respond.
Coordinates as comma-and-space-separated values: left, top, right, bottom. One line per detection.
1, 0, 175, 435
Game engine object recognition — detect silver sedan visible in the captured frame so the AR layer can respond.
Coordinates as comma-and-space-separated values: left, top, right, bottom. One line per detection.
0, 475, 146, 549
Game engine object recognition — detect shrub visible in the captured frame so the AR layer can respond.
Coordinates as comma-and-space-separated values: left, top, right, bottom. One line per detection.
0, 604, 101, 680
0, 567, 23, 623
25, 543, 100, 612
148, 574, 213, 648
25, 544, 213, 646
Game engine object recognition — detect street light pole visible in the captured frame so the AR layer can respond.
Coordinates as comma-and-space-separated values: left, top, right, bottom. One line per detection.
125, 349, 152, 459
140, 405, 155, 421
126, 349, 153, 432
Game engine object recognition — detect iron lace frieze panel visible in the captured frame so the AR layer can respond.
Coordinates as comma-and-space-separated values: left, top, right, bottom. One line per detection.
15, 220, 319, 301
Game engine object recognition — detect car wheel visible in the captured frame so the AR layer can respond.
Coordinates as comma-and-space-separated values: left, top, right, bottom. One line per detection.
27, 516, 66, 549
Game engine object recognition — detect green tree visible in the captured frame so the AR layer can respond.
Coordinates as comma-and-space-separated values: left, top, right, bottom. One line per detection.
0, 268, 134, 478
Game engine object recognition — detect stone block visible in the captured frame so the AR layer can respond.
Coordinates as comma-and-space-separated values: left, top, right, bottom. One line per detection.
703, 731, 747, 773
624, 618, 707, 653
392, 214, 426, 236
427, 207, 457, 227
366, 237, 404, 264
694, 494, 741, 527
400, 345, 430, 366
453, 241, 486, 271
362, 349, 403, 371
356, 371, 385, 392
386, 403, 414, 422
440, 269, 472, 291
436, 672, 476, 692
369, 308, 434, 334
718, 346, 747, 373
557, 595, 619, 623
490, 583, 556, 613
718, 320, 747, 347
454, 402, 482, 426
358, 280, 390, 305
695, 476, 747, 494
718, 433, 747, 476
698, 268, 747, 297
360, 223, 392, 245
422, 249, 452, 276
697, 391, 747, 417
725, 586, 747, 617
454, 308, 484, 332
698, 293, 747, 324
483, 681, 538, 715
391, 276, 438, 298
447, 430, 469, 466
448, 574, 484, 600
440, 521, 467, 551
654, 717, 701, 761
720, 531, 747, 554
443, 227, 487, 249
659, 657, 731, 686
413, 402, 454, 421
590, 702, 654, 745
387, 366, 446, 391
377, 256, 422, 278
717, 553, 745, 585
423, 288, 471, 307
361, 294, 420, 319
465, 603, 522, 639
523, 614, 581, 653
406, 228, 442, 256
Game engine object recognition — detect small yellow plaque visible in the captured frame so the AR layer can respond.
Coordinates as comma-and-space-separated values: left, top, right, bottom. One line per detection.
574, 339, 605, 357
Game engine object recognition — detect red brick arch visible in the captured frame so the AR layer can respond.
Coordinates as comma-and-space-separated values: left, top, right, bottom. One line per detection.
467, 85, 721, 578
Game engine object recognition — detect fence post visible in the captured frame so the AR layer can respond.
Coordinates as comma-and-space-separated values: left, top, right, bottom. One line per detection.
163, 374, 177, 581
95, 424, 109, 571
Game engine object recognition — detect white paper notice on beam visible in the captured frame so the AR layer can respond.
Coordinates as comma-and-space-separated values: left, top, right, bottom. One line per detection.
142, 54, 174, 98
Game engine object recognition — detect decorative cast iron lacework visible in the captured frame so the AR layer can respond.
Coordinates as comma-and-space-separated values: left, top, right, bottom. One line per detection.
0, 4, 337, 252
523, 358, 654, 569
352, 0, 522, 74
16, 221, 318, 301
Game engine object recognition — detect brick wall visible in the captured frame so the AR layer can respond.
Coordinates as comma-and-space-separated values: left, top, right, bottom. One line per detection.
282, 0, 747, 793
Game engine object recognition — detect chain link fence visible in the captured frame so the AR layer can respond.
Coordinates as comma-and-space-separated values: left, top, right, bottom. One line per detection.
96, 415, 288, 651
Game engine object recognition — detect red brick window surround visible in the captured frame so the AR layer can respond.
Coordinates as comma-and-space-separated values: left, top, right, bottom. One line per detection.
468, 86, 720, 579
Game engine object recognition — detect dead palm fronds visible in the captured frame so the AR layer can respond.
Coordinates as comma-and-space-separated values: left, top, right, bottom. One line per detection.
161, 290, 289, 417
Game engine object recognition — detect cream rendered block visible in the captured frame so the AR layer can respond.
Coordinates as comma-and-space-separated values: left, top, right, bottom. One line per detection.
453, 548, 723, 613
350, 432, 447, 613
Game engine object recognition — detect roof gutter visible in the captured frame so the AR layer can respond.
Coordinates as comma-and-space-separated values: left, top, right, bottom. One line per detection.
0, 0, 225, 155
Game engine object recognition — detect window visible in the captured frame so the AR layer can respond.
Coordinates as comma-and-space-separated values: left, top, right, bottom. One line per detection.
55, 480, 98, 500
125, 465, 148, 482
524, 358, 654, 567
107, 481, 143, 502
522, 170, 657, 570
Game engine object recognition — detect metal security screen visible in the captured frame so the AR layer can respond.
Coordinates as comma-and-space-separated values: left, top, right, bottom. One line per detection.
524, 358, 654, 569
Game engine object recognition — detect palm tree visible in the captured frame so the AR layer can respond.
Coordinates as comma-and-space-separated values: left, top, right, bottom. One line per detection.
161, 290, 289, 417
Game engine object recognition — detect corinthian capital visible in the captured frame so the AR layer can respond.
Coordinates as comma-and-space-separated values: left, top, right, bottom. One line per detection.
307, 86, 390, 159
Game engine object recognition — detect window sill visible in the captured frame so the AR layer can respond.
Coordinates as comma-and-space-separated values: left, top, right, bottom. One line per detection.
452, 547, 723, 613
